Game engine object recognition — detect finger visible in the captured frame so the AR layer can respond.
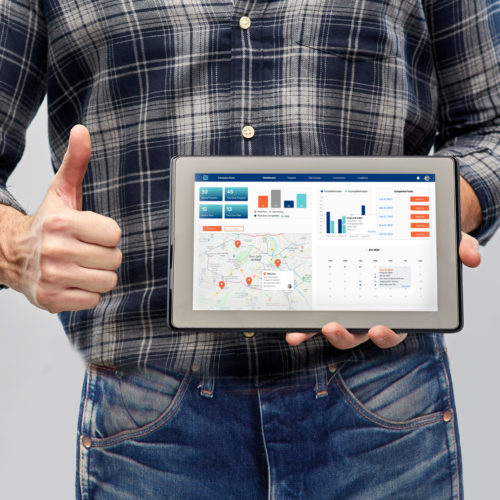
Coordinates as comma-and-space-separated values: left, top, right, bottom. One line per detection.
45, 237, 122, 270
41, 265, 118, 293
51, 125, 91, 210
285, 331, 318, 346
368, 325, 407, 349
71, 211, 122, 247
37, 288, 101, 314
459, 232, 481, 268
321, 322, 369, 350
73, 243, 122, 270
65, 268, 118, 293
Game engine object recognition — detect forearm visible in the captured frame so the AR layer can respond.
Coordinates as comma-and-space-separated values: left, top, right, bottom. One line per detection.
460, 176, 483, 234
0, 204, 31, 289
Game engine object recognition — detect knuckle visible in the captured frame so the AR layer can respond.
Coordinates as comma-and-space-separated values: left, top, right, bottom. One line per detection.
40, 262, 59, 283
98, 273, 116, 293
112, 225, 122, 246
107, 219, 122, 245
107, 272, 118, 290
36, 293, 49, 310
47, 304, 62, 314
43, 213, 69, 233
112, 249, 123, 269
40, 240, 62, 260
88, 293, 101, 309
36, 288, 59, 313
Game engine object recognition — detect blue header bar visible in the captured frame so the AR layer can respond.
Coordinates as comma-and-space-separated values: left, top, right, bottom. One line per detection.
195, 173, 435, 182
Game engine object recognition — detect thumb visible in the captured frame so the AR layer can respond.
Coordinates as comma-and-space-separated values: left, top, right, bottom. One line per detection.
459, 231, 481, 268
51, 124, 91, 210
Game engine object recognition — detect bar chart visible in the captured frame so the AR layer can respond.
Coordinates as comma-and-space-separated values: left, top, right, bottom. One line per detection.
319, 190, 376, 238
256, 190, 308, 210
325, 205, 366, 234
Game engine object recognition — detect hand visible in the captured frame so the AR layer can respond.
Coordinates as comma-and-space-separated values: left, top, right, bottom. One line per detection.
10, 125, 122, 313
286, 231, 481, 349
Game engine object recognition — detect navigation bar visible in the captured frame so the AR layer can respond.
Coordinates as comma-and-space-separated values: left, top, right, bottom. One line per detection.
195, 173, 435, 182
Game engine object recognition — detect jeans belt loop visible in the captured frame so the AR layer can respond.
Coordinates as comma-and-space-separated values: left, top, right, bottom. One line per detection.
314, 366, 329, 399
197, 376, 215, 399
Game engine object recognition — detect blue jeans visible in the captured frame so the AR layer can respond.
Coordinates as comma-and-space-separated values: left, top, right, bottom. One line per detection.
76, 334, 462, 499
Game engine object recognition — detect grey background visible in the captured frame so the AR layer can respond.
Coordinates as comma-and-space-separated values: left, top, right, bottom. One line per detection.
1, 102, 499, 499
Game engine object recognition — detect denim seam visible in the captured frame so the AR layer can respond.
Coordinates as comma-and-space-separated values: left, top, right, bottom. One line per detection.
256, 386, 272, 500
78, 437, 88, 500
437, 348, 462, 500
84, 365, 98, 436
78, 366, 94, 500
89, 372, 192, 448
332, 371, 445, 430
436, 348, 453, 407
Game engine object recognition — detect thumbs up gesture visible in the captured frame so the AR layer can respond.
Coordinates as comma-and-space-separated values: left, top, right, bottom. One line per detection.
12, 125, 122, 313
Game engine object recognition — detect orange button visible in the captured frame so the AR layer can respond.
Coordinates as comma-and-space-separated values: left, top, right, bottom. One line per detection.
202, 226, 222, 231
411, 213, 430, 220
410, 196, 429, 202
411, 223, 430, 229
411, 231, 430, 237
410, 205, 429, 211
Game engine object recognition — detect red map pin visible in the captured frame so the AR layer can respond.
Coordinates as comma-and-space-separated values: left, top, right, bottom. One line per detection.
219, 281, 225, 289
246, 277, 252, 285
275, 259, 281, 267
235, 240, 241, 248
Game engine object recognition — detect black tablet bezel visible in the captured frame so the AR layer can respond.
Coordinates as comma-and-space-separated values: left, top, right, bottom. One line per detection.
168, 156, 462, 333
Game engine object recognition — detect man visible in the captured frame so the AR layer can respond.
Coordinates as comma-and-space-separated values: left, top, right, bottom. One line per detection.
0, 0, 498, 498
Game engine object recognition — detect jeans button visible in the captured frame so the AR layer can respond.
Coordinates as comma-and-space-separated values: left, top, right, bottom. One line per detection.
328, 362, 337, 373
443, 410, 453, 422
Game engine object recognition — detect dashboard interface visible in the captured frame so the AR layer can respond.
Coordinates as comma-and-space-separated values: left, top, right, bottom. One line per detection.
193, 173, 437, 312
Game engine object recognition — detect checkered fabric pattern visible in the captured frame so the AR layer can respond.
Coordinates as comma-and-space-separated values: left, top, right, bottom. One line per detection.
0, 0, 499, 371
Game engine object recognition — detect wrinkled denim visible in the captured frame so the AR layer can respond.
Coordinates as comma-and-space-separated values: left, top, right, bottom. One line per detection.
76, 334, 462, 499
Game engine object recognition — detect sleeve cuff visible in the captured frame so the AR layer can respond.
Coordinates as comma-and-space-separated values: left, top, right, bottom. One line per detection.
0, 183, 27, 215
0, 184, 27, 290
433, 143, 500, 245
458, 157, 497, 244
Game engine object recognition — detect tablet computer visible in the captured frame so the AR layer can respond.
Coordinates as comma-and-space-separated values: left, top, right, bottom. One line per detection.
168, 156, 462, 333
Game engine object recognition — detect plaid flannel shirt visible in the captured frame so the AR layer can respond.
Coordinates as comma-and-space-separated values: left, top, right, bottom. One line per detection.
0, 0, 499, 372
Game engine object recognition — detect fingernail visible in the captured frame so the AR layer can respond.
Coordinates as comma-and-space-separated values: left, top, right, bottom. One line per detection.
472, 238, 479, 250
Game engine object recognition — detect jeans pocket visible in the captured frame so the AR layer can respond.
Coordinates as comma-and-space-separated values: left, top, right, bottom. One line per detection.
81, 362, 191, 447
332, 344, 451, 429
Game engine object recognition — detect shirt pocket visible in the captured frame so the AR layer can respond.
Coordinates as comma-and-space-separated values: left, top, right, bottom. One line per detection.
293, 0, 400, 61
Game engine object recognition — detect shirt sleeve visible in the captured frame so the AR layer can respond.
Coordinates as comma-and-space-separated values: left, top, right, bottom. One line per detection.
0, 0, 47, 214
424, 0, 500, 244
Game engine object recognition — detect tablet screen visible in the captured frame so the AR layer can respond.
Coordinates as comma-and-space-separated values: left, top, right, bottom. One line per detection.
193, 173, 437, 312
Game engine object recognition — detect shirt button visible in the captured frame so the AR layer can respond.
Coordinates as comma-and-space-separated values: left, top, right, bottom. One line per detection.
242, 125, 255, 139
243, 331, 255, 338
239, 16, 251, 30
